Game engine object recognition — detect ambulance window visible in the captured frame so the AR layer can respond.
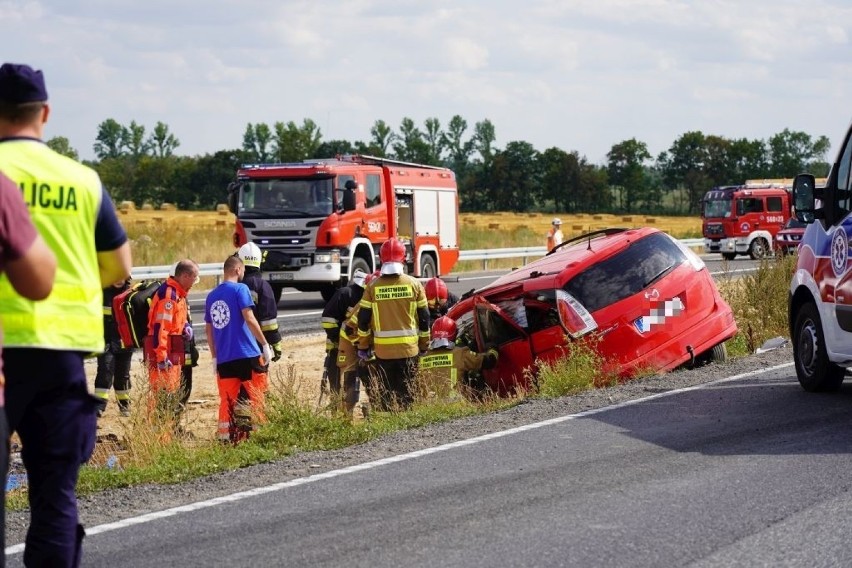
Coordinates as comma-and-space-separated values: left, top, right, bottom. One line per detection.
366, 174, 381, 208
766, 197, 783, 212
836, 136, 852, 215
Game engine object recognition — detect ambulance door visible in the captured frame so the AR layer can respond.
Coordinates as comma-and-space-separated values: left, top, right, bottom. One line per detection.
827, 131, 852, 358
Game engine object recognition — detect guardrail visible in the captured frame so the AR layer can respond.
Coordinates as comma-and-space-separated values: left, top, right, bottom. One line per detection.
131, 238, 706, 279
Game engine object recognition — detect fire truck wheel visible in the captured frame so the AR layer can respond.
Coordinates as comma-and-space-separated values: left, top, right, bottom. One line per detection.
722, 253, 737, 261
420, 255, 437, 279
748, 238, 769, 260
793, 302, 845, 392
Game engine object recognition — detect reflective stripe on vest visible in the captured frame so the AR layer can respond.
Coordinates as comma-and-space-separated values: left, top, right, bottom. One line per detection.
0, 140, 104, 351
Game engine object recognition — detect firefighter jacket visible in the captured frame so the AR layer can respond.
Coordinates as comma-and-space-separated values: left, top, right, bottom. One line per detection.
102, 282, 131, 350
419, 346, 498, 395
336, 306, 362, 372
147, 276, 189, 365
357, 273, 429, 359
321, 283, 365, 348
241, 269, 282, 346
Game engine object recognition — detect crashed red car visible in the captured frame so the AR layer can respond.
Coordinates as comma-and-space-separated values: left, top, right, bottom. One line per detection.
447, 228, 738, 395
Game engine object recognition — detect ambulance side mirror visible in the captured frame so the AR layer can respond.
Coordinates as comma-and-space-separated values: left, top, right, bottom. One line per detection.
793, 174, 817, 223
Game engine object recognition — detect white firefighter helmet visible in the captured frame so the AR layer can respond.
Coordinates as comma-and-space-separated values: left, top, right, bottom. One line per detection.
237, 242, 262, 268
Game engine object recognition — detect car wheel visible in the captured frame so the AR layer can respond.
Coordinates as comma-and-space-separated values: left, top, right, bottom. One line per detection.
749, 238, 769, 260
420, 254, 437, 279
695, 342, 727, 367
793, 302, 845, 392
722, 252, 737, 261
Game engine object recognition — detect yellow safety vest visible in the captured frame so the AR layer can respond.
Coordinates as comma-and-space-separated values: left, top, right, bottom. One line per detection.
0, 140, 105, 352
357, 274, 428, 359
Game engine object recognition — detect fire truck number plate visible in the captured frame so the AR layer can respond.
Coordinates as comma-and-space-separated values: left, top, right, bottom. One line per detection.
270, 273, 294, 281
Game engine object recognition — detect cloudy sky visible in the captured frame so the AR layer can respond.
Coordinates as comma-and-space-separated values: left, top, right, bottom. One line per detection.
4, 0, 851, 164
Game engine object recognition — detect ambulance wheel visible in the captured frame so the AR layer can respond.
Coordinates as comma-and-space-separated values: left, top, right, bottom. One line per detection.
793, 302, 845, 392
722, 253, 737, 261
420, 254, 437, 279
749, 238, 769, 260
271, 285, 283, 304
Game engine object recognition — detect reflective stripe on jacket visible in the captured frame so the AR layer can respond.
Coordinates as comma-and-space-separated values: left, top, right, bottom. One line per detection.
357, 273, 429, 359
147, 277, 188, 364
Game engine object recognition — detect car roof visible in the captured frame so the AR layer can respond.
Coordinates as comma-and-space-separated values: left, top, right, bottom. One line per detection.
478, 226, 662, 296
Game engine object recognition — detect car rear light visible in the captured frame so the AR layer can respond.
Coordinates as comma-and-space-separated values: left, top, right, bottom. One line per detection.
555, 290, 598, 338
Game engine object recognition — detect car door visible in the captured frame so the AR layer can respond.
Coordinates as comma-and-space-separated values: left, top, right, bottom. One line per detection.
471, 296, 534, 395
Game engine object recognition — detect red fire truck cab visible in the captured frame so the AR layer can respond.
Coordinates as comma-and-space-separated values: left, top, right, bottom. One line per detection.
701, 181, 792, 260
227, 155, 460, 302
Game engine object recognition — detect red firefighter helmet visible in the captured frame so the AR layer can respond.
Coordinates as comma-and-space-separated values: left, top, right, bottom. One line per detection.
379, 239, 406, 275
425, 277, 448, 310
430, 316, 457, 349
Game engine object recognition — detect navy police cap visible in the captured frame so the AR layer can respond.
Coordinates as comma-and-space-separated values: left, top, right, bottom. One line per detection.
0, 63, 48, 104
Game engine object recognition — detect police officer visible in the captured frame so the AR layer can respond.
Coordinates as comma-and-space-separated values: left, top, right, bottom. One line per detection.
424, 277, 459, 321
419, 316, 498, 399
0, 62, 132, 567
94, 279, 134, 417
357, 239, 429, 410
321, 267, 367, 410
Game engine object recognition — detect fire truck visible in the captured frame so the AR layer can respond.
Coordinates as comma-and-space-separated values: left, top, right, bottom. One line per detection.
226, 155, 460, 302
701, 180, 794, 260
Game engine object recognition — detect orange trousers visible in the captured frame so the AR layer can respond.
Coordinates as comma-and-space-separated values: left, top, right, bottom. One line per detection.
217, 370, 268, 443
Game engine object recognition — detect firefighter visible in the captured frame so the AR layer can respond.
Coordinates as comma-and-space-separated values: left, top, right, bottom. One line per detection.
321, 267, 367, 406
334, 270, 381, 419
146, 259, 199, 427
237, 242, 284, 361
419, 316, 499, 399
94, 279, 134, 417
424, 277, 459, 321
357, 239, 430, 411
546, 218, 563, 252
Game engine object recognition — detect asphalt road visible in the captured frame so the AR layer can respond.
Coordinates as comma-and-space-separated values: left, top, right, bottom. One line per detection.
187, 255, 761, 341
48, 362, 852, 567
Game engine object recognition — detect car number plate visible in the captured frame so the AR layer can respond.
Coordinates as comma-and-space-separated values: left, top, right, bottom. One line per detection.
269, 273, 294, 281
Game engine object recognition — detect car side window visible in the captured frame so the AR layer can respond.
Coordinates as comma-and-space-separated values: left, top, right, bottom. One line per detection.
475, 304, 525, 346
564, 233, 687, 313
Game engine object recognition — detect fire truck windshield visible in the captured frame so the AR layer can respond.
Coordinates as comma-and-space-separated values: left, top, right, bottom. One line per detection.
703, 198, 732, 218
237, 178, 334, 218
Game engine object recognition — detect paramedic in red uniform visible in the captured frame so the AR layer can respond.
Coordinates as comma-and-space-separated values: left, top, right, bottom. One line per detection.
146, 259, 199, 421
0, 62, 131, 567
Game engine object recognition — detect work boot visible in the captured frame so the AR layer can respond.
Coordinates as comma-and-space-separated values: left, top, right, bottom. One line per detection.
118, 402, 131, 417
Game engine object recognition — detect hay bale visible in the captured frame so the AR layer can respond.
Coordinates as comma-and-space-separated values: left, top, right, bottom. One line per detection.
215, 219, 226, 227
646, 217, 657, 223
572, 225, 584, 231
216, 203, 230, 215
160, 202, 177, 211
593, 215, 603, 221
527, 213, 537, 217
118, 200, 135, 212
488, 223, 499, 230
152, 217, 163, 223
515, 225, 529, 231
141, 203, 154, 211
622, 216, 633, 222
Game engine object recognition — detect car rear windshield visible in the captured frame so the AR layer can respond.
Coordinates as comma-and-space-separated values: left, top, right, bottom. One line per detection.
564, 232, 688, 313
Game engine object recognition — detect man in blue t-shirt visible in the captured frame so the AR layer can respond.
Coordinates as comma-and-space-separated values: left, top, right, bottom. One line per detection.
204, 255, 273, 443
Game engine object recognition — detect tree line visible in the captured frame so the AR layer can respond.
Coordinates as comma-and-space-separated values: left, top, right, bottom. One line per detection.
46, 116, 832, 214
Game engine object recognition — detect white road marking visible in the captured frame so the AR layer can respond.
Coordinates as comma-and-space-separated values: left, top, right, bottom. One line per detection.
4, 362, 792, 556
